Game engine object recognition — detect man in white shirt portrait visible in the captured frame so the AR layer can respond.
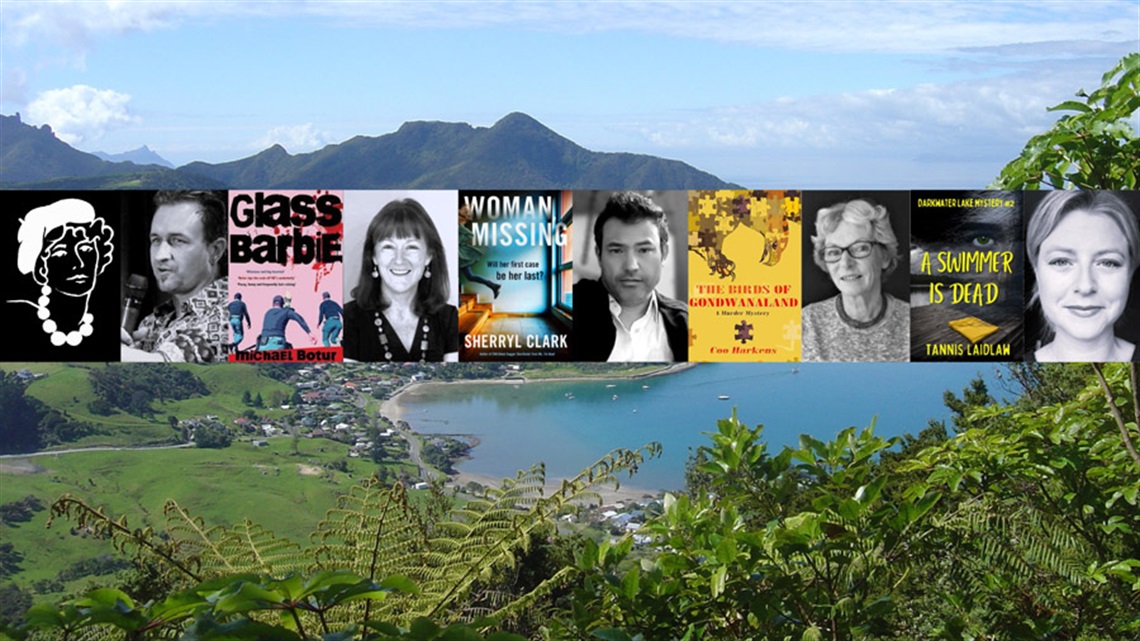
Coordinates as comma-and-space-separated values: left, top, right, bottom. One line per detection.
574, 191, 688, 362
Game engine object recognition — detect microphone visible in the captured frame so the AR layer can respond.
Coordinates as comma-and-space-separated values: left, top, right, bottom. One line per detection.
121, 274, 149, 332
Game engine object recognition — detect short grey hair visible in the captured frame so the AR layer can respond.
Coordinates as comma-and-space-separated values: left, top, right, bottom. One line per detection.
810, 199, 900, 274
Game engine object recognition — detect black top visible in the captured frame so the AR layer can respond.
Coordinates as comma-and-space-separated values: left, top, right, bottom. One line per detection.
343, 300, 458, 362
572, 278, 689, 362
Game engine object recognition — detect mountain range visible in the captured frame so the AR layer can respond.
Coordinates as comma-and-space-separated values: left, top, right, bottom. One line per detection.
1, 112, 736, 190
94, 146, 173, 168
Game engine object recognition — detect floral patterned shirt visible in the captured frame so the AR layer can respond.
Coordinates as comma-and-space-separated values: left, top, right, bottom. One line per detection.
135, 277, 229, 363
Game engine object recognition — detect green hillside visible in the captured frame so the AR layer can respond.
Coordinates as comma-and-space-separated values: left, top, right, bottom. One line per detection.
8, 363, 294, 449
1, 437, 415, 595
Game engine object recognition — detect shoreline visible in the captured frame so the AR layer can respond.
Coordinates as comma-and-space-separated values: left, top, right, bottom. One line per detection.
380, 362, 696, 423
377, 363, 696, 499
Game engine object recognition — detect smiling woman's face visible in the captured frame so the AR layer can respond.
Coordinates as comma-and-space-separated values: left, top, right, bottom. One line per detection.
374, 234, 430, 297
823, 219, 883, 299
1036, 209, 1132, 344
44, 229, 100, 297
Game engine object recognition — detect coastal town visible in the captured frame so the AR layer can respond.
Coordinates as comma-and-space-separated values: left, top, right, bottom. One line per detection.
3, 362, 676, 544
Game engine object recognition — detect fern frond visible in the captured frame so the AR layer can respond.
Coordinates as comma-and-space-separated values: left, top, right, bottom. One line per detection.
48, 495, 202, 583
418, 445, 660, 620
310, 477, 427, 580
473, 564, 580, 629
934, 495, 1100, 623
162, 502, 305, 578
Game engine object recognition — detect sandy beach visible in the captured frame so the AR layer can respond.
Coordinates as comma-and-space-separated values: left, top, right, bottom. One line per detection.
381, 362, 695, 422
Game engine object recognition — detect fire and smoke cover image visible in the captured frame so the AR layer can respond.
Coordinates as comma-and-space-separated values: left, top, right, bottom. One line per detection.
910, 191, 1023, 361
227, 190, 344, 364
688, 190, 802, 362
458, 190, 572, 361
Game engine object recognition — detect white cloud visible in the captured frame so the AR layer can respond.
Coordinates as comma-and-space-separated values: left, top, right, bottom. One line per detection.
620, 63, 1094, 157
255, 123, 336, 153
3, 1, 1134, 57
3, 1, 184, 61
581, 64, 1103, 188
25, 85, 137, 144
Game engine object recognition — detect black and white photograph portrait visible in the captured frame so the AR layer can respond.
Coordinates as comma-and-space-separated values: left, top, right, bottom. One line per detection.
800, 190, 910, 362
1024, 190, 1140, 362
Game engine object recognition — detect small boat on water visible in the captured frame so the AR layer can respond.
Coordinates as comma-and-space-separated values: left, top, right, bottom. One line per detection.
718, 395, 730, 400
641, 385, 650, 389
606, 384, 617, 389
791, 367, 800, 374
612, 394, 619, 400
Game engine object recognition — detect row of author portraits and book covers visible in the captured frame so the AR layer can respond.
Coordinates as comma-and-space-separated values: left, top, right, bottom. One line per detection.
4, 189, 1139, 364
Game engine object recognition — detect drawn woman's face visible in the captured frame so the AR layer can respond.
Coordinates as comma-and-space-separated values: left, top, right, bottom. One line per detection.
44, 230, 101, 297
1035, 209, 1132, 344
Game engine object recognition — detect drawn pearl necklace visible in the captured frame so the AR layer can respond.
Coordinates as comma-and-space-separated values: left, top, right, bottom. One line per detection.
37, 285, 94, 346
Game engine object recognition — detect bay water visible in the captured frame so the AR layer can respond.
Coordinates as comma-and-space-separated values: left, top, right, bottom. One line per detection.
398, 363, 1006, 492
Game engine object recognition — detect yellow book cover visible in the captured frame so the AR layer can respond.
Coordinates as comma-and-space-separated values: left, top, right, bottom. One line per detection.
688, 190, 802, 362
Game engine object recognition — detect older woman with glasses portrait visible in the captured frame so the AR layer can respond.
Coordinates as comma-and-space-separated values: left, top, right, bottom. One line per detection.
802, 198, 909, 361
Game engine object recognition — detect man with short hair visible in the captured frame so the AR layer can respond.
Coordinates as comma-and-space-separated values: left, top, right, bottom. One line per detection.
122, 190, 229, 362
574, 192, 688, 361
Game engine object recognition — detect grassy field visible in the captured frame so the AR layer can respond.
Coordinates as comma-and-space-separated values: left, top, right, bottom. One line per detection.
1, 436, 417, 596
1, 362, 652, 602
12, 363, 296, 449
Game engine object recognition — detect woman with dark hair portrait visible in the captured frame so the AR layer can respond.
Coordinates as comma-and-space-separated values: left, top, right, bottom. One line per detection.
343, 198, 459, 362
1026, 190, 1139, 362
802, 198, 909, 361
10, 198, 114, 347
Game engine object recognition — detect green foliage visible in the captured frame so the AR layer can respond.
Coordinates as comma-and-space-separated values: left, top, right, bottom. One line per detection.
87, 364, 209, 417
0, 544, 25, 580
0, 372, 93, 453
0, 496, 45, 526
561, 411, 939, 640
0, 583, 33, 628
14, 365, 1140, 640
52, 556, 131, 584
991, 53, 1140, 189
907, 362, 1140, 638
28, 444, 659, 639
193, 425, 232, 449
1001, 362, 1093, 409
11, 571, 501, 640
561, 367, 1140, 640
256, 363, 304, 382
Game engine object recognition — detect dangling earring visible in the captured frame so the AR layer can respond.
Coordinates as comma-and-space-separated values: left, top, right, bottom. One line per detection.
423, 267, 431, 280
371, 264, 379, 279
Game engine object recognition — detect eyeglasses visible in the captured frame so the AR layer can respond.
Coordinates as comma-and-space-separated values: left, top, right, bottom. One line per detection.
820, 241, 881, 263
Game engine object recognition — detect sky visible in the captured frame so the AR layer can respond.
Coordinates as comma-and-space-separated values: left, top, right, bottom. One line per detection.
1, 1, 1137, 188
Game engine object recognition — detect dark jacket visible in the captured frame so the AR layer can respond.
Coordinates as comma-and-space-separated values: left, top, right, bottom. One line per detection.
573, 278, 688, 362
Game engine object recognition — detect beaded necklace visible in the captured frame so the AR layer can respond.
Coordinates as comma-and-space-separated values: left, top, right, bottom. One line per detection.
373, 311, 430, 362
